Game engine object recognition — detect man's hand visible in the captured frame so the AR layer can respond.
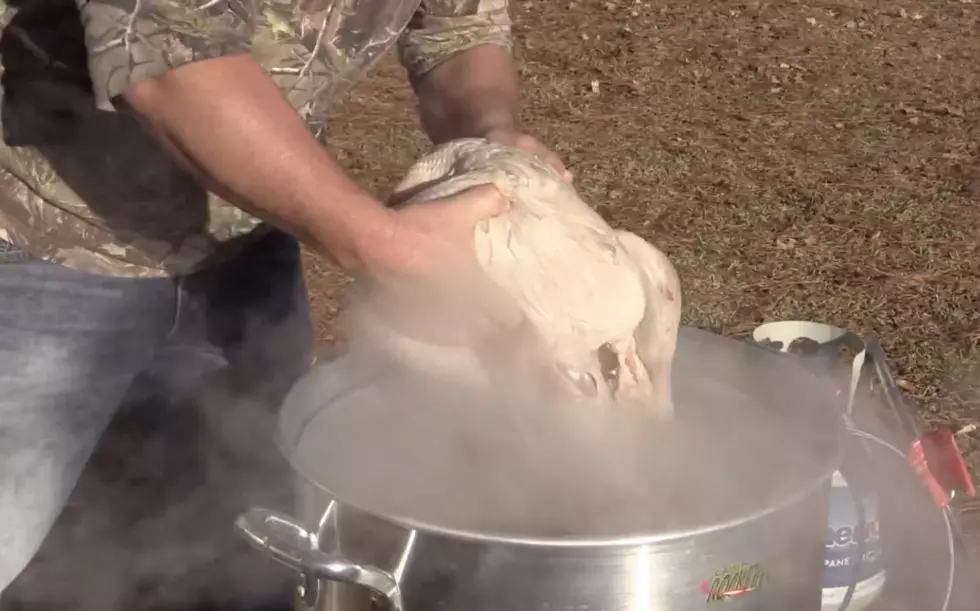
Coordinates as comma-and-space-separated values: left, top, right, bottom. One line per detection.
357, 184, 525, 339
366, 185, 506, 276
483, 128, 573, 183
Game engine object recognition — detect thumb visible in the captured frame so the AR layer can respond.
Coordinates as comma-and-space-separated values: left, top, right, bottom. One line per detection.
449, 184, 510, 226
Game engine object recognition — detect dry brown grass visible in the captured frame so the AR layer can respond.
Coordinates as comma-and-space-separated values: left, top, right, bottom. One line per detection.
305, 0, 980, 530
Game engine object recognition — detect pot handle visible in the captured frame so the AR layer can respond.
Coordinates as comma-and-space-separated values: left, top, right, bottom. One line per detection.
235, 507, 402, 611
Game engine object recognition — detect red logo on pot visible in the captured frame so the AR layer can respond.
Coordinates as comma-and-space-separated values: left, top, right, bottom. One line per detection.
700, 563, 767, 603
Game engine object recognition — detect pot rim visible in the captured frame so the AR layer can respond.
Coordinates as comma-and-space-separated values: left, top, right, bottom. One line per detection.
276, 437, 840, 547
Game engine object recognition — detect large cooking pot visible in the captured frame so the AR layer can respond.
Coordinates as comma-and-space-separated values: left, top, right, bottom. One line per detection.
236, 327, 843, 611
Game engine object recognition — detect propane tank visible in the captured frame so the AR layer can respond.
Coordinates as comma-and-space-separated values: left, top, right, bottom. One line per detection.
751, 321, 887, 611
823, 468, 886, 611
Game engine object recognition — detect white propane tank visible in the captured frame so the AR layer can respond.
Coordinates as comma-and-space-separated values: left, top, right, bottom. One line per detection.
823, 470, 886, 611
751, 321, 887, 611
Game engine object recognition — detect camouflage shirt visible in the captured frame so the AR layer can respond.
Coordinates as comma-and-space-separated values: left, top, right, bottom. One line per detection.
0, 0, 511, 277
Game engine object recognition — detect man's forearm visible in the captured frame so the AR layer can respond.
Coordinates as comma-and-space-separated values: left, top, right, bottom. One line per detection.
410, 44, 521, 144
122, 54, 390, 269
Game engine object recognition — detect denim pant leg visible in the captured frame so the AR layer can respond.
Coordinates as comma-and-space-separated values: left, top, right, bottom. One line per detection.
0, 249, 176, 594
135, 229, 314, 606
160, 229, 313, 480
164, 228, 314, 413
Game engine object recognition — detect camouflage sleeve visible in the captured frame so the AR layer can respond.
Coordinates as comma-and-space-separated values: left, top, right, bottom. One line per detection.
397, 0, 513, 78
75, 0, 254, 108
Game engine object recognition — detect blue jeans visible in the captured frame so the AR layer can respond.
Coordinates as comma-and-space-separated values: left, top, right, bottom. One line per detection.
0, 230, 312, 603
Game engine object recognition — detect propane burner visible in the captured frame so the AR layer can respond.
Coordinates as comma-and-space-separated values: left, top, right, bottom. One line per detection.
752, 321, 977, 611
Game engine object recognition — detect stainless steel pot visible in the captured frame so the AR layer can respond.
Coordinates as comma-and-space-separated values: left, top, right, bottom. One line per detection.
236, 327, 843, 611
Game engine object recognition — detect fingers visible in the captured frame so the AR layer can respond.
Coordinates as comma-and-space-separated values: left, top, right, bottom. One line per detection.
484, 130, 574, 184
541, 150, 573, 183
443, 184, 510, 226
512, 134, 573, 183
531, 144, 572, 183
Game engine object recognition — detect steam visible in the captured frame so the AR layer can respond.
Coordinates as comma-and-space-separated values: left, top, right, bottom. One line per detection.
289, 294, 970, 608
5, 273, 967, 610
2, 350, 297, 610
290, 280, 832, 541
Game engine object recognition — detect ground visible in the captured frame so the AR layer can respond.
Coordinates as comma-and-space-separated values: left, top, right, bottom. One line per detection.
306, 0, 980, 526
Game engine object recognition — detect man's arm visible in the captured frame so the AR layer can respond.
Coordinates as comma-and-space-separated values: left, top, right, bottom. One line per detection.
410, 44, 520, 144
122, 55, 391, 270
397, 0, 519, 143
397, 0, 570, 179
77, 0, 392, 269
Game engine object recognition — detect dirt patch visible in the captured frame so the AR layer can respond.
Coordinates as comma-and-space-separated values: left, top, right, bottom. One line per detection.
306, 0, 980, 535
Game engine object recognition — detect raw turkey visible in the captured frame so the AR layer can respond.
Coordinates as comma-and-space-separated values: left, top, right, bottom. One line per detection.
350, 138, 682, 419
